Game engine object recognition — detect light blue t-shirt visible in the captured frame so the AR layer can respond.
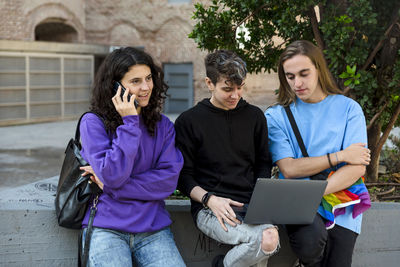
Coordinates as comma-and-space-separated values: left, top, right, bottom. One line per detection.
265, 94, 367, 234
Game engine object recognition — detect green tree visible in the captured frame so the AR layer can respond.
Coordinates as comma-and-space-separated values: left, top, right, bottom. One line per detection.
189, 0, 400, 182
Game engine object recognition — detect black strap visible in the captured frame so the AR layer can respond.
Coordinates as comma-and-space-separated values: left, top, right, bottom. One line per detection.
78, 230, 83, 267
75, 111, 104, 267
284, 106, 309, 157
74, 111, 105, 150
79, 196, 99, 267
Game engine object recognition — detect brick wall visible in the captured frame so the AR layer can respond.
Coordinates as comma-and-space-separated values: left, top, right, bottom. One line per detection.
0, 0, 27, 40
0, 0, 279, 110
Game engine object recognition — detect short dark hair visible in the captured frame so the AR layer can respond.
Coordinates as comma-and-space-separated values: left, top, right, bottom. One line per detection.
205, 50, 247, 85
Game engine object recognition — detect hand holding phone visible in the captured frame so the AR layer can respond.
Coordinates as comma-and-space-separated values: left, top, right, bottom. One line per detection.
113, 81, 139, 108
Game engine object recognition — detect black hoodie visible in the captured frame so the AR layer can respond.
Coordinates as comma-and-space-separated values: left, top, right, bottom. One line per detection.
175, 98, 272, 220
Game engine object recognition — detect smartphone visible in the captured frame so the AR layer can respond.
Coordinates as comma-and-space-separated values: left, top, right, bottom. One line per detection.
113, 81, 138, 108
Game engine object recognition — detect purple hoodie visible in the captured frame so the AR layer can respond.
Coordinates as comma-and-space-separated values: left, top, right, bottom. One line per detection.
79, 113, 183, 233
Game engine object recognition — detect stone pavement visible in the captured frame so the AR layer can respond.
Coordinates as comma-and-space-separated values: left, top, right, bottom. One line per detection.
0, 116, 398, 190
0, 114, 179, 189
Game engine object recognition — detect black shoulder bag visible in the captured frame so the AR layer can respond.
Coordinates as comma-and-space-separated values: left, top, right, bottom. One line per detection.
284, 106, 330, 180
54, 111, 104, 267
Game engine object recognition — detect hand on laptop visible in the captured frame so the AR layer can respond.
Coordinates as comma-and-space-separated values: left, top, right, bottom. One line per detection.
207, 195, 244, 231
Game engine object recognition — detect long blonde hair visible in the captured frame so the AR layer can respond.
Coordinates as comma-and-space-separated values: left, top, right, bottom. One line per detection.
277, 40, 342, 106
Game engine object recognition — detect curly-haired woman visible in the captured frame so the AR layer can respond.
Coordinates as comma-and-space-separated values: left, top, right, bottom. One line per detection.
78, 47, 185, 267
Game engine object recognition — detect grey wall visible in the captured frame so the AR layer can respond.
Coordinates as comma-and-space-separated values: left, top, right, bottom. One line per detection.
352, 202, 400, 267
0, 177, 399, 267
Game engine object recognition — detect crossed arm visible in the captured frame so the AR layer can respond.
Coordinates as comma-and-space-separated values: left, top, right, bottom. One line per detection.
276, 143, 370, 195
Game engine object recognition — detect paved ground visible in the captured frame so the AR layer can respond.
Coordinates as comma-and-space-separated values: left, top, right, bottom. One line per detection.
0, 114, 179, 190
0, 115, 398, 190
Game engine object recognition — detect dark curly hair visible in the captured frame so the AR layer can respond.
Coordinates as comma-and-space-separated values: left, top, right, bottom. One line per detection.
89, 47, 168, 136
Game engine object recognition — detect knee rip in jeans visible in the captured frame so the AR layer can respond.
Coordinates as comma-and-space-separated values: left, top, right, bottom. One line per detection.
261, 226, 279, 253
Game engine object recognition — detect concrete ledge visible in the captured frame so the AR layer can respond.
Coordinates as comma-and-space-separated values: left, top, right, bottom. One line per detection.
353, 202, 400, 267
0, 40, 109, 55
0, 177, 399, 266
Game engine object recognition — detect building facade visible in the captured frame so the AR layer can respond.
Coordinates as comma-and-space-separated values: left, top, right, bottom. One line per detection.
0, 0, 278, 125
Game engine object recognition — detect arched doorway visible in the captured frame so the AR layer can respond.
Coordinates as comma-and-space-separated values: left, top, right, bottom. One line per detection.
35, 20, 78, 43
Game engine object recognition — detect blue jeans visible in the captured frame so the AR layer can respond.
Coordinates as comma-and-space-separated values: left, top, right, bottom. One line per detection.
82, 226, 186, 267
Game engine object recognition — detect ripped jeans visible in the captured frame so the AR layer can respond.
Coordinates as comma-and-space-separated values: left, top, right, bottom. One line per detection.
196, 208, 279, 267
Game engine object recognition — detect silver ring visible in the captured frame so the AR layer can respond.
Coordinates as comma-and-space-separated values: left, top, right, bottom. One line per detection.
224, 211, 229, 216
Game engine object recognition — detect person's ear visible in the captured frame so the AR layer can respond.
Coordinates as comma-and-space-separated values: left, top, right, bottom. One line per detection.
205, 77, 214, 91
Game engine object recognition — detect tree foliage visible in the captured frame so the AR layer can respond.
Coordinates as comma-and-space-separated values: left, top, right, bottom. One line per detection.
189, 0, 400, 182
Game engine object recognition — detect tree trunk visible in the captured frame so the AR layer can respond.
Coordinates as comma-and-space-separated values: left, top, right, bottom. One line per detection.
366, 100, 400, 182
367, 120, 381, 182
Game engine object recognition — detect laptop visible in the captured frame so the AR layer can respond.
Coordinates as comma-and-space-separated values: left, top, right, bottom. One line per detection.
234, 178, 327, 225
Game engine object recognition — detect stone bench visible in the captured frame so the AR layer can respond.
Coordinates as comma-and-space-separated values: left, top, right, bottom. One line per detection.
0, 177, 399, 266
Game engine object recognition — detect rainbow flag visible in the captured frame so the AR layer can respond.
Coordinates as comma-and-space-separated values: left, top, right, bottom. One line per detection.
319, 172, 371, 229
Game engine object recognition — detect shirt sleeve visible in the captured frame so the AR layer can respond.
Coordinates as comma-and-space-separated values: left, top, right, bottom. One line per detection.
254, 109, 272, 178
103, 120, 184, 201
174, 114, 199, 197
265, 107, 295, 164
342, 101, 368, 149
80, 114, 141, 189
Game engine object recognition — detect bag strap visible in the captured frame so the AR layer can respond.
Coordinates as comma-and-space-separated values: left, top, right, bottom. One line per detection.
80, 195, 99, 267
74, 111, 105, 150
78, 230, 83, 267
74, 112, 104, 266
284, 106, 309, 157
